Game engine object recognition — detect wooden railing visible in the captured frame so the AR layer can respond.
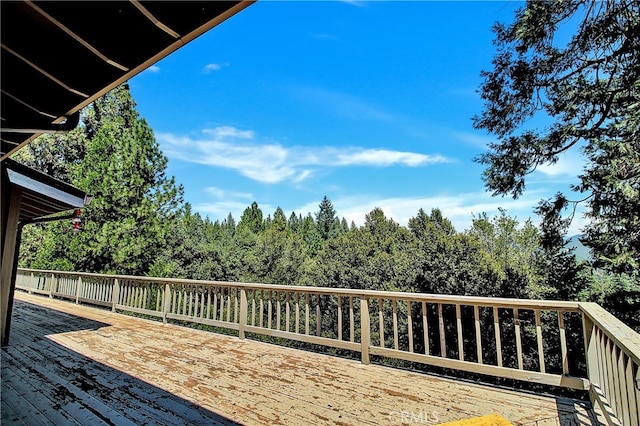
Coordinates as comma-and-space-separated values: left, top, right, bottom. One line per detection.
15, 268, 640, 425
582, 302, 640, 426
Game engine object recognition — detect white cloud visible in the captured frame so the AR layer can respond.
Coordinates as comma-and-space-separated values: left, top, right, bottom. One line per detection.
192, 188, 589, 236
203, 126, 254, 140
205, 186, 253, 200
157, 126, 451, 184
195, 201, 278, 221
146, 65, 160, 73
203, 62, 229, 73
305, 189, 590, 235
335, 149, 448, 167
299, 190, 547, 233
452, 131, 495, 150
535, 150, 585, 178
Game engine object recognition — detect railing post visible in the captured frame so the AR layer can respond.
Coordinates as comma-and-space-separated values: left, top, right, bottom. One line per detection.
162, 283, 171, 324
29, 272, 34, 294
361, 297, 370, 365
75, 276, 82, 304
112, 278, 119, 312
239, 288, 247, 339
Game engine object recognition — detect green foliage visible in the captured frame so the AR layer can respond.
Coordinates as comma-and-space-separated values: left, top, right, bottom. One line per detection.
15, 82, 635, 333
17, 84, 183, 276
11, 128, 86, 183
315, 196, 341, 240
474, 0, 640, 274
238, 202, 264, 234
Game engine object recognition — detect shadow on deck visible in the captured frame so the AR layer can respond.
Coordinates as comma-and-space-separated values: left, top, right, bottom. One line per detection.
2, 293, 599, 425
1, 299, 241, 425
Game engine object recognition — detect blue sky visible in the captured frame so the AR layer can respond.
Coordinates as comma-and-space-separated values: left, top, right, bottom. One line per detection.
129, 1, 586, 234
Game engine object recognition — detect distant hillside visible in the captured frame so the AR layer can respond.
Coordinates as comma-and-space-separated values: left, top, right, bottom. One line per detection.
567, 235, 591, 262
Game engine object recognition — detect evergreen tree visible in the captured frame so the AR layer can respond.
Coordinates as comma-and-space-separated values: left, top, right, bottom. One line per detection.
473, 1, 640, 273
222, 213, 236, 237
315, 196, 338, 240
238, 201, 264, 234
271, 207, 288, 232
288, 211, 301, 233
20, 84, 183, 275
11, 128, 86, 183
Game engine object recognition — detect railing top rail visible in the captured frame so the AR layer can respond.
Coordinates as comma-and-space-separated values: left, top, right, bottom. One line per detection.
17, 267, 581, 311
580, 302, 640, 366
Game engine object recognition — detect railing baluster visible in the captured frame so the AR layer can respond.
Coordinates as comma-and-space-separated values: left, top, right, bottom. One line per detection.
456, 303, 463, 361
122, 281, 128, 307
267, 290, 272, 329
171, 284, 177, 314
259, 289, 264, 328
316, 293, 321, 337
155, 284, 161, 312
558, 311, 568, 375
392, 299, 399, 350
379, 299, 384, 348
234, 288, 239, 324
295, 293, 300, 334
189, 285, 195, 317
617, 351, 630, 426
627, 360, 639, 426
112, 279, 119, 312
438, 303, 446, 357
422, 301, 429, 356
474, 305, 482, 364
285, 292, 290, 333
349, 296, 354, 343
305, 293, 310, 335
337, 295, 342, 341
182, 285, 188, 315
493, 306, 502, 367
535, 309, 545, 373
276, 291, 281, 330
239, 288, 247, 339
213, 287, 219, 320
226, 287, 231, 323
612, 345, 623, 421
407, 300, 413, 353
251, 290, 256, 326
598, 330, 609, 400
219, 287, 225, 321
51, 273, 57, 298
163, 283, 170, 323
200, 287, 206, 319
75, 276, 82, 304
514, 308, 523, 370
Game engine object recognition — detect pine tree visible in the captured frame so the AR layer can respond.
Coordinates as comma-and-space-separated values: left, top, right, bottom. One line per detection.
315, 196, 338, 240
473, 1, 640, 273
22, 83, 184, 275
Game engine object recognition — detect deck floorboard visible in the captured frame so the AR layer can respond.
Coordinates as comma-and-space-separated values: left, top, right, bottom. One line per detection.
2, 292, 599, 425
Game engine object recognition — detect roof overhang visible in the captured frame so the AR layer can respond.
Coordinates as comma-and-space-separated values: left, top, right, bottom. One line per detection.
2, 159, 89, 223
1, 0, 255, 161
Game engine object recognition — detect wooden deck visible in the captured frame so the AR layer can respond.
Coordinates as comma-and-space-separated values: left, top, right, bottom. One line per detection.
2, 292, 599, 426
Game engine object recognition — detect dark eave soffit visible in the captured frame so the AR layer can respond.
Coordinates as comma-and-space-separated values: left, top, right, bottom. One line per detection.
0, 0, 254, 161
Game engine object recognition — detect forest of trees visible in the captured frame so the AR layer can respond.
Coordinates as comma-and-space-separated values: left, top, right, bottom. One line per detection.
12, 84, 638, 332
